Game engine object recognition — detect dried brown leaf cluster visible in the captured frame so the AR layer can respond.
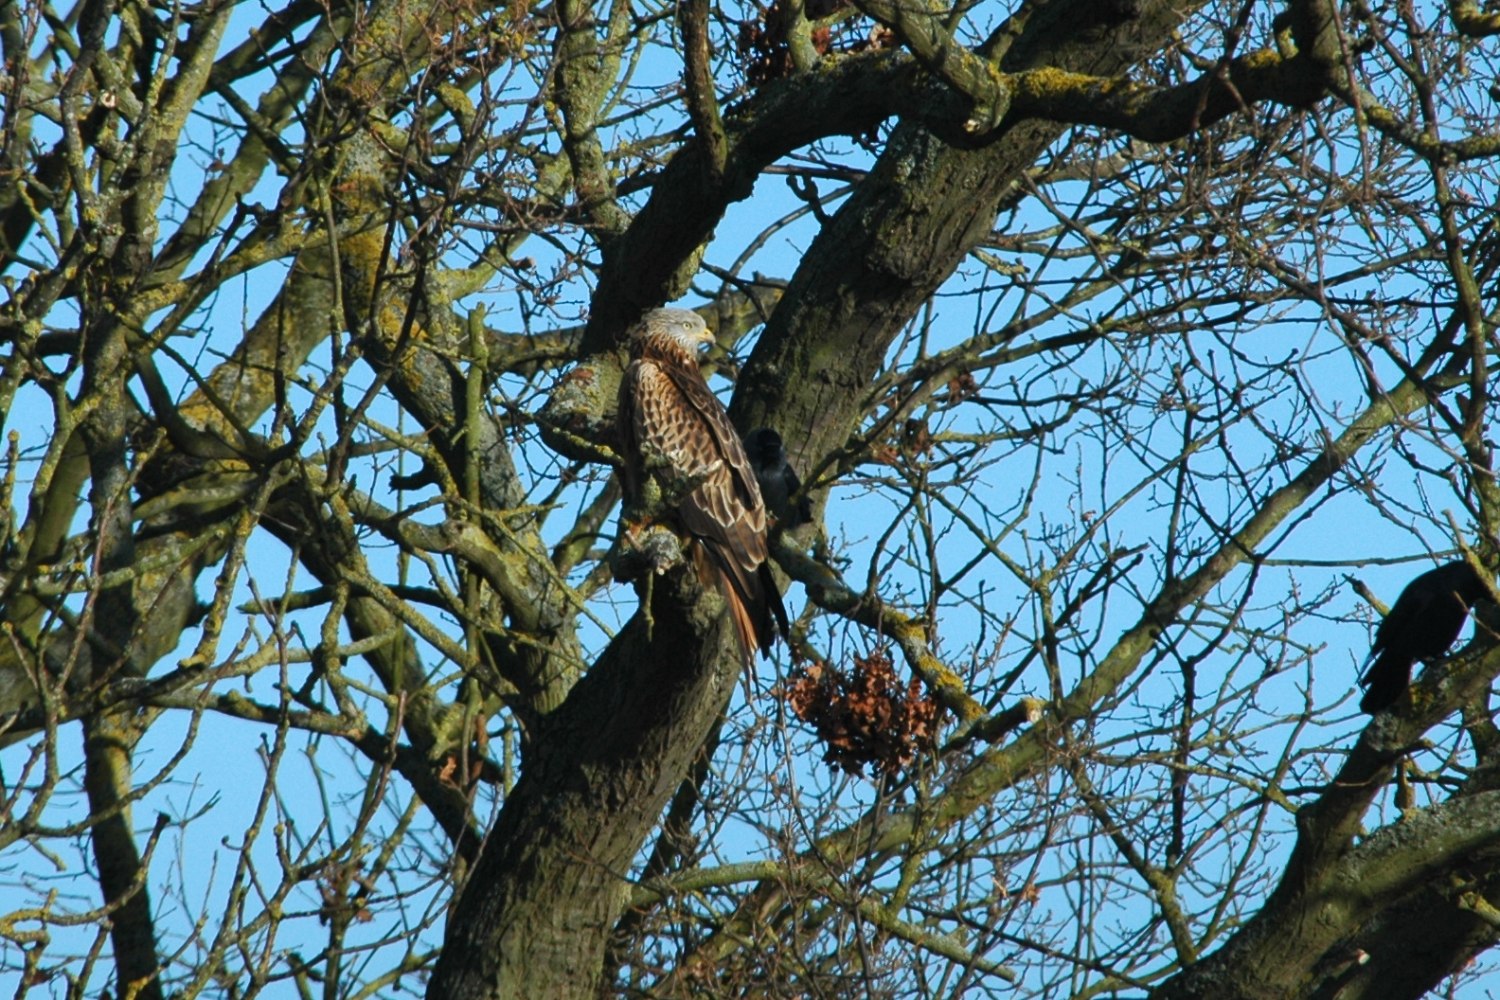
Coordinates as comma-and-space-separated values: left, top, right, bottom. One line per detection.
780, 651, 941, 777
736, 7, 820, 87
737, 0, 896, 87
945, 371, 980, 405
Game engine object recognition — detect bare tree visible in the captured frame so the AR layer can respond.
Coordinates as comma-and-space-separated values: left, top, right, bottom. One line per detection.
5, 0, 1500, 997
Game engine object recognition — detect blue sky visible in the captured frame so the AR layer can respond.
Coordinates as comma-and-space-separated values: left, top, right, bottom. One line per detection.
7, 0, 1500, 994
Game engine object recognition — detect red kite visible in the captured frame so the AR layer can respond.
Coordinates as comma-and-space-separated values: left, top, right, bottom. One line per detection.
618, 308, 787, 662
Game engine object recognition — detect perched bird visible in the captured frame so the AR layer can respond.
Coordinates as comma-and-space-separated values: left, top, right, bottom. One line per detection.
744, 428, 811, 530
617, 308, 788, 661
1359, 560, 1490, 714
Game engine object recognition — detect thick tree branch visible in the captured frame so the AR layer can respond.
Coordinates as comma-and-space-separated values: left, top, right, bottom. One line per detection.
1452, 0, 1500, 37
678, 0, 727, 181
852, 0, 1011, 133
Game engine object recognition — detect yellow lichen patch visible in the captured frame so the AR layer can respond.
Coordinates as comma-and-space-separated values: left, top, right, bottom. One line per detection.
1012, 66, 1103, 102
1236, 47, 1288, 73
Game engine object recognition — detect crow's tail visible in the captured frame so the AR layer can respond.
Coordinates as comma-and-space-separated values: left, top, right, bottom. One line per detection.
1359, 651, 1413, 714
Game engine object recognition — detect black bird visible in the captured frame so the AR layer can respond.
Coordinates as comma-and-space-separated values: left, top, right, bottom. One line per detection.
744, 428, 811, 530
1359, 560, 1490, 714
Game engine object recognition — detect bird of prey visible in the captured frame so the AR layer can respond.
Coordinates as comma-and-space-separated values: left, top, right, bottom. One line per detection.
1359, 560, 1490, 714
744, 428, 811, 530
617, 308, 788, 661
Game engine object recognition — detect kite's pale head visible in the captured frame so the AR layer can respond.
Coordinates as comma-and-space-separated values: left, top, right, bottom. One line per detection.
632, 307, 714, 354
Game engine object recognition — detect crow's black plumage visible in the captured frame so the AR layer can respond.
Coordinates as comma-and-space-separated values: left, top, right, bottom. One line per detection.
1359, 560, 1490, 714
744, 428, 811, 530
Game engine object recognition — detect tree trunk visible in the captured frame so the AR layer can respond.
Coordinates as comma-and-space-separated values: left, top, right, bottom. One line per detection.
428, 568, 742, 998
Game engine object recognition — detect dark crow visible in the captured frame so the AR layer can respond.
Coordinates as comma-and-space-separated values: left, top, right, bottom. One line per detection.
744, 428, 811, 530
1359, 560, 1490, 714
